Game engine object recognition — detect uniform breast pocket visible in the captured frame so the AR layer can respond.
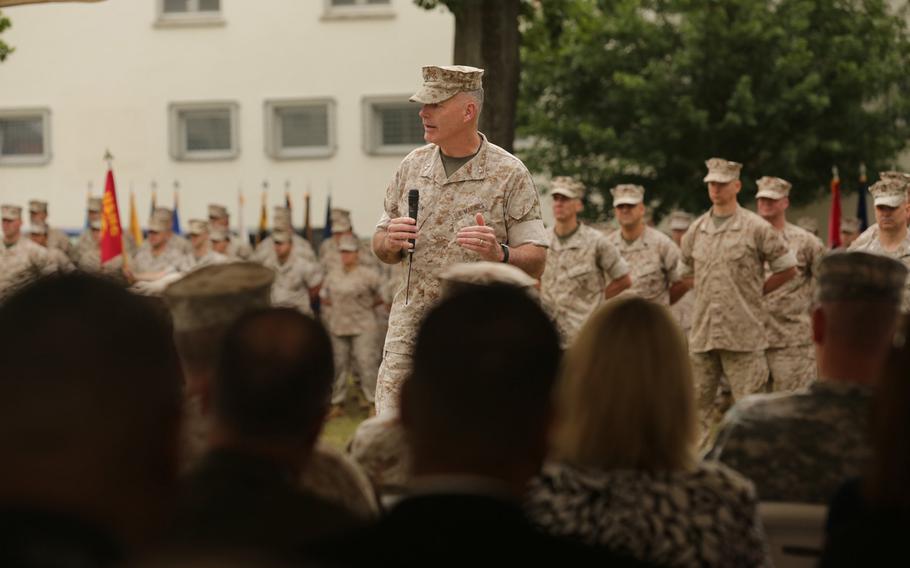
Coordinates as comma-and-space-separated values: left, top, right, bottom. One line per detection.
634, 258, 664, 289
566, 264, 600, 296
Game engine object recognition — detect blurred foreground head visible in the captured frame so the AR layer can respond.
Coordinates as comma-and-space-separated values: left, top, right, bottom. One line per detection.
401, 286, 560, 492
212, 308, 334, 463
0, 272, 183, 551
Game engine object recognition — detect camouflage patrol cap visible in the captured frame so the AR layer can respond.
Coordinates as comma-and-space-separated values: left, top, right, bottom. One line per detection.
29, 222, 48, 236
703, 157, 743, 183
869, 178, 907, 207
87, 197, 103, 213
331, 208, 352, 234
797, 217, 819, 236
668, 210, 694, 231
840, 217, 861, 234
28, 200, 48, 214
410, 65, 484, 104
208, 204, 228, 219
163, 262, 275, 332
273, 206, 291, 223
209, 227, 228, 242
271, 228, 292, 244
338, 234, 360, 253
1, 204, 21, 220
550, 176, 585, 200
756, 176, 792, 199
188, 219, 209, 235
148, 208, 172, 232
879, 170, 910, 185
90, 219, 102, 230
816, 251, 907, 305
438, 261, 538, 299
610, 184, 645, 206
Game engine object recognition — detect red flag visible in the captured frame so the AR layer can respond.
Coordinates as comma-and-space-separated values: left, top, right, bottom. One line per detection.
100, 168, 124, 263
828, 167, 842, 248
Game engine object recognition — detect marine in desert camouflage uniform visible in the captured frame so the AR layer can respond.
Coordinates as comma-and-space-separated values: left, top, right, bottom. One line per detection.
264, 228, 323, 316
253, 206, 317, 264
679, 158, 797, 440
849, 172, 910, 312
755, 176, 826, 392
28, 200, 70, 256
707, 252, 905, 503
667, 211, 695, 336
0, 204, 52, 297
207, 204, 252, 260
372, 65, 548, 415
180, 219, 228, 272
28, 222, 74, 272
540, 177, 631, 348
606, 184, 684, 307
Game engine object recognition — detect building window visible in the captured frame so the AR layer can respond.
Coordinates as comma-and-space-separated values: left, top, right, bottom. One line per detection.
265, 99, 336, 160
322, 0, 394, 20
363, 96, 425, 155
0, 109, 51, 166
169, 102, 239, 161
157, 0, 224, 27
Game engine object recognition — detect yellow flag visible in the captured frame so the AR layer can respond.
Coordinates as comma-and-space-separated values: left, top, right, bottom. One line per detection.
129, 190, 143, 246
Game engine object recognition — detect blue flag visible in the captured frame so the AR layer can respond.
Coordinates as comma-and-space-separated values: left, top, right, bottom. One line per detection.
172, 193, 181, 235
323, 194, 332, 239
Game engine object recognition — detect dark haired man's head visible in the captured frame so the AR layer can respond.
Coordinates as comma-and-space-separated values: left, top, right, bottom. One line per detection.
0, 272, 183, 550
211, 308, 334, 466
401, 286, 560, 493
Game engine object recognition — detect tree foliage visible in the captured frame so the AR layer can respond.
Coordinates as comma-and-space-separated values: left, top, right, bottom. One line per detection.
518, 0, 910, 220
0, 11, 12, 62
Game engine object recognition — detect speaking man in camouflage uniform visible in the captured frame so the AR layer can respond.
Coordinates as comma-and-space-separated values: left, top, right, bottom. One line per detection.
372, 65, 548, 415
0, 204, 51, 296
264, 228, 323, 316
320, 235, 384, 412
755, 176, 826, 392
607, 184, 684, 306
180, 219, 228, 272
208, 203, 252, 260
679, 158, 797, 439
540, 177, 631, 348
848, 174, 910, 311
28, 200, 70, 255
707, 251, 905, 503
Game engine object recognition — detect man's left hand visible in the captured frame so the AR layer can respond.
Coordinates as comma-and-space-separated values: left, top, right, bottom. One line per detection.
456, 213, 504, 262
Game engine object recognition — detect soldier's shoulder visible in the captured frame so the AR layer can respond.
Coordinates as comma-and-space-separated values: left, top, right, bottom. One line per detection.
482, 139, 532, 176
786, 222, 825, 247
645, 225, 676, 247
398, 143, 436, 168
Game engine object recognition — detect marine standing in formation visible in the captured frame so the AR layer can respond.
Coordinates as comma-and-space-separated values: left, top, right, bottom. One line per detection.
540, 176, 631, 348
678, 158, 797, 438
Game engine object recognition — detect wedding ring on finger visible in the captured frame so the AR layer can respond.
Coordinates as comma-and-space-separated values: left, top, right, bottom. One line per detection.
477, 238, 483, 246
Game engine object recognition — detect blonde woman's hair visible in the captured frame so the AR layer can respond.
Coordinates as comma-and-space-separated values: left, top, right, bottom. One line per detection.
552, 297, 697, 471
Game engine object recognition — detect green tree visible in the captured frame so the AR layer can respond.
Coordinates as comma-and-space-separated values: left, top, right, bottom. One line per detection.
414, 0, 525, 152
0, 11, 13, 62
519, 0, 910, 220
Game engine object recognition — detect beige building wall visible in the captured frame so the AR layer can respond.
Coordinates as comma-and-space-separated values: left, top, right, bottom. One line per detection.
0, 0, 454, 235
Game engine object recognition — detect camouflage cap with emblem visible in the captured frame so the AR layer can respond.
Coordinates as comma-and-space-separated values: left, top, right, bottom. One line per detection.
1, 204, 22, 221
816, 251, 907, 305
331, 208, 352, 234
87, 197, 103, 214
610, 184, 645, 206
338, 233, 360, 253
438, 261, 539, 299
869, 177, 908, 207
668, 210, 694, 231
188, 219, 209, 236
755, 176, 792, 200
163, 262, 275, 333
271, 228, 292, 244
208, 204, 228, 220
28, 200, 48, 214
840, 217, 861, 235
409, 65, 484, 105
550, 176, 585, 200
148, 208, 172, 232
703, 157, 743, 184
29, 222, 48, 236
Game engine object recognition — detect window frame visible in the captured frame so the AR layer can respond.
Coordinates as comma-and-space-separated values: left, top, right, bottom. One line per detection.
168, 101, 240, 162
156, 0, 225, 28
0, 108, 52, 167
361, 95, 425, 156
321, 0, 395, 21
264, 98, 337, 160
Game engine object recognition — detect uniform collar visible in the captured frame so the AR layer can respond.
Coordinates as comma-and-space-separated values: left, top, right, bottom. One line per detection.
420, 132, 490, 185
699, 204, 745, 235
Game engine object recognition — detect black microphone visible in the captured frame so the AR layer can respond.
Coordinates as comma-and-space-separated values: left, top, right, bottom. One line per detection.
407, 189, 419, 254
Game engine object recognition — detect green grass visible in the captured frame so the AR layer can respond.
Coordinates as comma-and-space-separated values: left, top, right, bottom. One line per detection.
319, 387, 372, 451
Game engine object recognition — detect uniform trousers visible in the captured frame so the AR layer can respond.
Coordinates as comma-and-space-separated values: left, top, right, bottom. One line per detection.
690, 349, 769, 440
331, 332, 380, 405
766, 344, 817, 393
374, 350, 412, 416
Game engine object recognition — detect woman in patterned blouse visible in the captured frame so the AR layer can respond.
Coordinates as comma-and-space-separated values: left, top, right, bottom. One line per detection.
526, 297, 771, 568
